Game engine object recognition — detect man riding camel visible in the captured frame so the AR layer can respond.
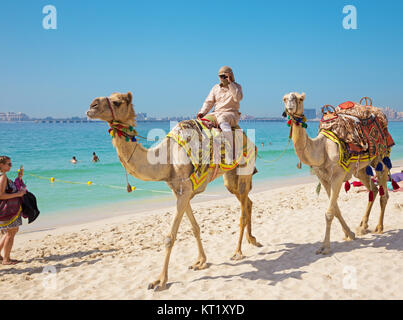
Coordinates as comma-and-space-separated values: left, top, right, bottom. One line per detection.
196, 66, 243, 162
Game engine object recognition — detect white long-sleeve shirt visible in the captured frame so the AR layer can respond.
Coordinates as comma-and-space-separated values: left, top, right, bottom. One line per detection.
199, 82, 243, 126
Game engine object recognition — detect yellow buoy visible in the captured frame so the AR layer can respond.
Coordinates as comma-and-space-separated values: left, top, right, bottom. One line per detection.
131, 186, 136, 191
88, 181, 92, 185
50, 177, 55, 183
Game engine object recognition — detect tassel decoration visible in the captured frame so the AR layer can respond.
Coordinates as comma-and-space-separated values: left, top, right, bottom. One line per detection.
369, 190, 374, 202
344, 181, 351, 193
366, 166, 374, 176
382, 157, 392, 169
316, 182, 321, 196
379, 186, 385, 196
287, 119, 292, 127
375, 162, 383, 172
126, 183, 133, 193
392, 179, 400, 190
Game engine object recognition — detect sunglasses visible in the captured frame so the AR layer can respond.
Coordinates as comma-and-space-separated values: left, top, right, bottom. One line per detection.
219, 75, 228, 79
6, 163, 12, 167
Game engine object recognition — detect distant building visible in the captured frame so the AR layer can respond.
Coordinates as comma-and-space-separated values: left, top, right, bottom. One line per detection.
381, 107, 397, 120
136, 112, 147, 120
0, 112, 29, 121
240, 114, 255, 120
304, 108, 316, 119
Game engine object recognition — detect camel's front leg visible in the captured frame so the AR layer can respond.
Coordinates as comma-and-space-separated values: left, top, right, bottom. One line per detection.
245, 197, 262, 247
186, 204, 208, 271
148, 195, 189, 291
232, 195, 249, 260
316, 176, 343, 255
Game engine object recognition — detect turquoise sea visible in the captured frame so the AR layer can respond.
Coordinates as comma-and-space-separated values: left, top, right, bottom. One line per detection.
1, 121, 403, 219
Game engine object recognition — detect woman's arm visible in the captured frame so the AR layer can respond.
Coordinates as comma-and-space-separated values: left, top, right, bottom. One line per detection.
0, 175, 25, 200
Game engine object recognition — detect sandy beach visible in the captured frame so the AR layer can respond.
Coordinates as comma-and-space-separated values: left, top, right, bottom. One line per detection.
1, 166, 403, 300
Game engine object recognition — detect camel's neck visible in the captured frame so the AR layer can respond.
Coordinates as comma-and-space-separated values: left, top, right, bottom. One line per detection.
291, 123, 325, 167
113, 136, 171, 182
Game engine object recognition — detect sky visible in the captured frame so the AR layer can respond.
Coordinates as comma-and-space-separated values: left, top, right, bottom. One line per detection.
1, 0, 403, 118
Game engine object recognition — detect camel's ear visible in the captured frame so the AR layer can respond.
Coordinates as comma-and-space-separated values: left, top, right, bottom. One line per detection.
300, 92, 306, 101
283, 95, 287, 103
126, 92, 133, 104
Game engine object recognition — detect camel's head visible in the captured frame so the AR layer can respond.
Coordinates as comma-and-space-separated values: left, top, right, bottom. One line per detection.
87, 92, 136, 125
283, 92, 306, 116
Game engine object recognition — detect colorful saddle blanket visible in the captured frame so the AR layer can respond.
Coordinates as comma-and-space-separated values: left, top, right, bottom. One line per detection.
319, 102, 395, 157
167, 119, 256, 191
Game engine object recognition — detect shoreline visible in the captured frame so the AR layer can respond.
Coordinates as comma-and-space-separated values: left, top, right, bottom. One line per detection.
19, 158, 403, 236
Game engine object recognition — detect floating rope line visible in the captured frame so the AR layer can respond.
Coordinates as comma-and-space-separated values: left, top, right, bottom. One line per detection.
27, 173, 172, 194
257, 139, 292, 165
26, 173, 220, 197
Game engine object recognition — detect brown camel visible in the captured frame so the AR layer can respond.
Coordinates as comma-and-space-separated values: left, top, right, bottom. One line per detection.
283, 92, 390, 255
86, 91, 261, 290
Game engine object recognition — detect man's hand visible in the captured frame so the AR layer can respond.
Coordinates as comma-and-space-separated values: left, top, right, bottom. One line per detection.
17, 189, 26, 197
225, 73, 233, 83
196, 112, 204, 119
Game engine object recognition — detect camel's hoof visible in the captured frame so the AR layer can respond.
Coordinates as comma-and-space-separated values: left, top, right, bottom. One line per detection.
147, 279, 167, 291
189, 263, 208, 271
247, 237, 263, 247
231, 252, 245, 261
374, 226, 384, 234
316, 246, 331, 255
344, 232, 355, 241
189, 260, 208, 271
356, 226, 369, 236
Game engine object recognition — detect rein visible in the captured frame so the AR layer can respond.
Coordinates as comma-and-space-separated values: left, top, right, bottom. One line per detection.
106, 97, 139, 193
282, 110, 308, 169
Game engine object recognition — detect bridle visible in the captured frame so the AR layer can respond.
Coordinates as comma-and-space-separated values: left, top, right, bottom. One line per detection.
282, 98, 308, 137
105, 96, 139, 143
105, 96, 137, 193
106, 97, 116, 122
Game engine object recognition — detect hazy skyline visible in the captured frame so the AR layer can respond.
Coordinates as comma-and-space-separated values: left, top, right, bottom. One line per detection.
1, 0, 403, 118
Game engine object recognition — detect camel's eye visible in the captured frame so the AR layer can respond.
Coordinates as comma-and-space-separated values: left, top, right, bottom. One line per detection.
113, 101, 122, 107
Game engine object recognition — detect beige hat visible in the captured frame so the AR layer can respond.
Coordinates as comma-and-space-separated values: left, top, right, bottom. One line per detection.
218, 66, 235, 82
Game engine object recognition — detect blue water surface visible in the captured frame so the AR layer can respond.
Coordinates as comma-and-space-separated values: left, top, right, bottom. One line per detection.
1, 121, 402, 217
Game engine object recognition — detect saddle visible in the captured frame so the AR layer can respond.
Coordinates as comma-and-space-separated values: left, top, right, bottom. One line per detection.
319, 97, 395, 157
167, 119, 256, 191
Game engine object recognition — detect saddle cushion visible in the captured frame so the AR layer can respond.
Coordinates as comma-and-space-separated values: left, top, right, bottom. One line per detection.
167, 119, 256, 191
338, 101, 355, 110
319, 102, 394, 156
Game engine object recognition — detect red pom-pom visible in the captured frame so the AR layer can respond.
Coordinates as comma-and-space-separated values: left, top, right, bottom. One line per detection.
369, 190, 374, 202
287, 119, 292, 126
392, 179, 400, 190
344, 181, 351, 193
118, 130, 123, 137
379, 186, 385, 196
